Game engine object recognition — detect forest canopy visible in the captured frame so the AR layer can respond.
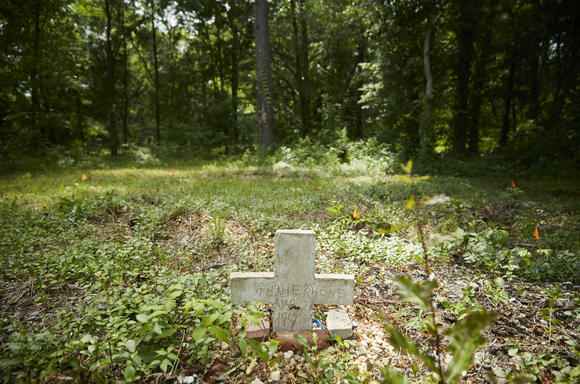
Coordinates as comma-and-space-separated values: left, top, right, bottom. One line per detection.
0, 0, 579, 163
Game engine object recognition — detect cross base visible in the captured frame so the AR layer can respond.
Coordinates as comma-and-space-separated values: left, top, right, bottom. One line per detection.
243, 309, 354, 344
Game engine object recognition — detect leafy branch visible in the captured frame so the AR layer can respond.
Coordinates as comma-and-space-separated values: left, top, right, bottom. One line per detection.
382, 161, 495, 384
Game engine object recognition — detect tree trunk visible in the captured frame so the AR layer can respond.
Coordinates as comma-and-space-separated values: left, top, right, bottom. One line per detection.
290, 0, 304, 133
31, 0, 42, 142
420, 24, 434, 158
299, 0, 311, 137
452, 0, 477, 155
229, 10, 240, 148
216, 18, 226, 94
468, 23, 493, 155
76, 92, 84, 141
352, 37, 366, 140
150, 0, 161, 145
500, 55, 516, 148
255, 0, 275, 150
167, 26, 177, 135
121, 1, 129, 144
528, 48, 541, 122
104, 0, 118, 156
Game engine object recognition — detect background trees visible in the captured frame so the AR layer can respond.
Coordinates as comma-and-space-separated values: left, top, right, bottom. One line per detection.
0, 0, 578, 161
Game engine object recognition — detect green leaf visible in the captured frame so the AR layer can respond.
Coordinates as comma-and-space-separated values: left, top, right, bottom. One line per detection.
381, 366, 409, 384
395, 276, 436, 310
126, 340, 137, 353
160, 358, 171, 373
239, 337, 248, 355
402, 160, 414, 175
445, 311, 496, 382
203, 312, 219, 326
81, 334, 95, 344
387, 326, 436, 371
136, 314, 148, 323
209, 326, 230, 343
191, 327, 207, 341
123, 365, 136, 382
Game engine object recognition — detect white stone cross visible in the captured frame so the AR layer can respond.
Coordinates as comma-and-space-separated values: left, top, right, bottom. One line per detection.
230, 229, 354, 333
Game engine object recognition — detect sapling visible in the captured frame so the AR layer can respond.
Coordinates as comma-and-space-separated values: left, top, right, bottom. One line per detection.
382, 161, 495, 383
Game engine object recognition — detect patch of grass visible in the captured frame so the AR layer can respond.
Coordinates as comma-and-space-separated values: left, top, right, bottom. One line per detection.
0, 159, 578, 382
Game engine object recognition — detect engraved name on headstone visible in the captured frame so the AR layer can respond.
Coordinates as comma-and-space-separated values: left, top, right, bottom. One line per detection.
230, 229, 354, 333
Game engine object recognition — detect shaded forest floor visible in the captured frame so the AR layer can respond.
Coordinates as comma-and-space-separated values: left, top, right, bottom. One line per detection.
0, 160, 578, 383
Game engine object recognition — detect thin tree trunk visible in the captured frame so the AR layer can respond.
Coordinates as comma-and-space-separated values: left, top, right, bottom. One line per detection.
452, 0, 477, 155
352, 37, 366, 140
290, 0, 304, 133
255, 0, 275, 150
468, 24, 492, 155
420, 24, 434, 158
31, 0, 42, 142
167, 26, 177, 135
150, 0, 161, 145
500, 55, 516, 148
76, 92, 84, 141
104, 0, 118, 156
216, 19, 226, 94
299, 0, 311, 136
229, 12, 240, 148
528, 37, 541, 122
121, 1, 129, 144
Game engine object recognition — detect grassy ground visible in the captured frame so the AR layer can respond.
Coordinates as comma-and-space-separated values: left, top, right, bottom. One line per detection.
0, 160, 578, 383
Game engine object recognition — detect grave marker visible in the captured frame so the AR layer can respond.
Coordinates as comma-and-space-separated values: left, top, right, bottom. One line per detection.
231, 230, 354, 334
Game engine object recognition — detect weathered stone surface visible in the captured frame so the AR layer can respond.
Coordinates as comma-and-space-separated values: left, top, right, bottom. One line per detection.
230, 272, 274, 304
230, 229, 354, 334
314, 274, 354, 304
326, 309, 353, 339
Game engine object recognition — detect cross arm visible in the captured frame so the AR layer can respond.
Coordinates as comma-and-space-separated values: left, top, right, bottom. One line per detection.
313, 274, 355, 305
230, 272, 275, 304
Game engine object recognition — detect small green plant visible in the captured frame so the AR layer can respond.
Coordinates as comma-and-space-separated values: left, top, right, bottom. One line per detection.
540, 286, 562, 344
382, 161, 496, 384
208, 215, 226, 247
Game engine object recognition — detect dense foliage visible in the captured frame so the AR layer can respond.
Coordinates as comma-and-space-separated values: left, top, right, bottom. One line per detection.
1, 0, 579, 161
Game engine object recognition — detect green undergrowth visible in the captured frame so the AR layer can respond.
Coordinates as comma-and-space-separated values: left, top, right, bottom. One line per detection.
0, 159, 578, 382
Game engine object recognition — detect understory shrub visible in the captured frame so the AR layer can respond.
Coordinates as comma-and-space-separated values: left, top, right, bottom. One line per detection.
271, 137, 398, 176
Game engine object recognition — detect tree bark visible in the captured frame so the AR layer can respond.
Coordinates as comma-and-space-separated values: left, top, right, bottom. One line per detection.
104, 0, 118, 156
229, 6, 241, 149
255, 0, 275, 150
216, 17, 226, 94
121, 1, 129, 144
31, 0, 42, 142
420, 24, 434, 158
528, 47, 541, 122
352, 37, 366, 140
452, 0, 478, 155
468, 22, 492, 155
290, 0, 311, 137
500, 54, 516, 148
290, 0, 303, 132
76, 92, 84, 141
150, 0, 161, 145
